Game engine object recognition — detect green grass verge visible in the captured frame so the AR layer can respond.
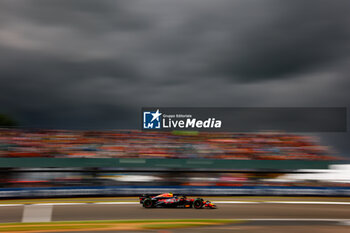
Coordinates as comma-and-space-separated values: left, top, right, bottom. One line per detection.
0, 224, 109, 232
0, 219, 237, 226
144, 223, 209, 229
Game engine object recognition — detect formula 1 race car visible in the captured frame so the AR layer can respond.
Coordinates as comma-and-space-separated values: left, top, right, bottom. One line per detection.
139, 193, 216, 209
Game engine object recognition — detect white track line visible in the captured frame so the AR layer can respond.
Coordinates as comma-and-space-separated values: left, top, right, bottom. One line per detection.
0, 204, 23, 207
1, 201, 350, 206
214, 201, 258, 204
234, 218, 350, 225
263, 201, 350, 205
234, 218, 350, 221
95, 202, 139, 205
341, 220, 350, 225
35, 203, 86, 206
215, 201, 350, 205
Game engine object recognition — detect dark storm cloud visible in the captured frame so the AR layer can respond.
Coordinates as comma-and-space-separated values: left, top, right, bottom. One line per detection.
0, 0, 350, 155
206, 1, 350, 81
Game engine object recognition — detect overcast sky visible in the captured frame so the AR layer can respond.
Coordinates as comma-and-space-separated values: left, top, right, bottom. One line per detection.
0, 0, 349, 157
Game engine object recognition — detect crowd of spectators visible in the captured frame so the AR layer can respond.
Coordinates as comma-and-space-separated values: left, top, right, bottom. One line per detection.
0, 129, 337, 160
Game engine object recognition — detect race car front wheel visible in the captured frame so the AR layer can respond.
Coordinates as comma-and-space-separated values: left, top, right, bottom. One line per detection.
143, 198, 153, 208
193, 199, 203, 209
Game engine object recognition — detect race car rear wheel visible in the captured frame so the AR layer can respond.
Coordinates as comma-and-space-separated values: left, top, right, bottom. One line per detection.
193, 198, 203, 209
143, 198, 153, 208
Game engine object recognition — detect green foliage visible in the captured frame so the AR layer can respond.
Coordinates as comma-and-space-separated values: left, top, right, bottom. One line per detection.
0, 114, 17, 127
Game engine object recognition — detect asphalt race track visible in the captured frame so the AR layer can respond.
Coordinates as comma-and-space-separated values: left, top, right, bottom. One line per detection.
0, 202, 350, 222
54, 203, 350, 221
0, 198, 349, 232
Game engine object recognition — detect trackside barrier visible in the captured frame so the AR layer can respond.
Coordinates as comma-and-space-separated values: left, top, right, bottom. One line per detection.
0, 158, 338, 169
0, 186, 349, 198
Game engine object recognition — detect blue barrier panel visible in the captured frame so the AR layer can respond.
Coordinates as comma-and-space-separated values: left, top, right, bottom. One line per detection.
0, 186, 349, 198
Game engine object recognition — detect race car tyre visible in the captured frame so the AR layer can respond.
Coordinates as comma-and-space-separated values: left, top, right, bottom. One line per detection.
143, 198, 153, 208
193, 198, 203, 209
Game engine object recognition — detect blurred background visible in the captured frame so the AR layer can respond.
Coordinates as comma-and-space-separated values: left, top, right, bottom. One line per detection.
0, 129, 348, 197
1, 1, 350, 232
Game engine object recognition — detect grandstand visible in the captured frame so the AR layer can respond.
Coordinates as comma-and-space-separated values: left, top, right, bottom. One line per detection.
0, 129, 348, 197
0, 129, 338, 160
